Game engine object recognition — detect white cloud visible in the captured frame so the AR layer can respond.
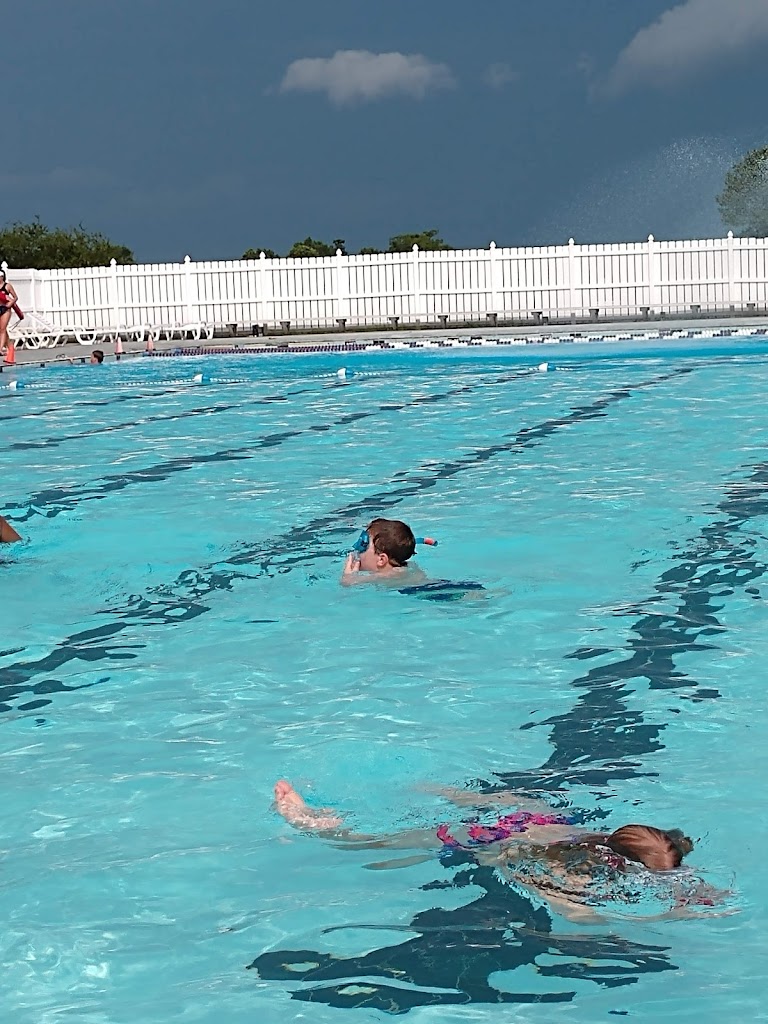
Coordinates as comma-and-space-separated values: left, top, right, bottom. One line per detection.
279, 49, 455, 106
605, 0, 768, 95
483, 62, 519, 89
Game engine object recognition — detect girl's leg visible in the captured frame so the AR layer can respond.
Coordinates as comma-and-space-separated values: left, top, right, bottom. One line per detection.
273, 780, 437, 850
274, 780, 343, 830
0, 310, 11, 355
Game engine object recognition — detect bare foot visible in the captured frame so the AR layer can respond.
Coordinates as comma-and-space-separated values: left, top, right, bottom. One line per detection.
274, 780, 343, 831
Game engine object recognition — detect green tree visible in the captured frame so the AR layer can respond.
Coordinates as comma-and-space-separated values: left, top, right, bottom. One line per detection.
358, 246, 382, 255
242, 246, 279, 259
0, 218, 134, 269
287, 236, 346, 258
388, 228, 451, 252
717, 145, 768, 238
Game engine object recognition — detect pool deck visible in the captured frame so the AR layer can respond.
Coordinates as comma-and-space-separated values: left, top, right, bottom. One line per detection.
5, 311, 768, 368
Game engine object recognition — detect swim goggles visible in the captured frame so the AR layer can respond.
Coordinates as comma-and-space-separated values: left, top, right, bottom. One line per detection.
350, 529, 438, 553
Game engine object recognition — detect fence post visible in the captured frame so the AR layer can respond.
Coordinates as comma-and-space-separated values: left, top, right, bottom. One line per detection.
567, 238, 577, 315
646, 234, 658, 309
183, 255, 195, 323
109, 258, 120, 330
411, 244, 421, 323
259, 250, 274, 327
334, 248, 349, 322
726, 231, 735, 307
489, 241, 500, 313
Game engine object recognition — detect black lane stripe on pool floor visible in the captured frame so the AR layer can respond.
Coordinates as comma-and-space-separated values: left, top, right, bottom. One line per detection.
1, 365, 693, 712
489, 458, 768, 793
4, 368, 540, 523
0, 382, 327, 454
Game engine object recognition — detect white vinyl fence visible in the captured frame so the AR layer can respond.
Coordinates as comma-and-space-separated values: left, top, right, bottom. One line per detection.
4, 232, 768, 337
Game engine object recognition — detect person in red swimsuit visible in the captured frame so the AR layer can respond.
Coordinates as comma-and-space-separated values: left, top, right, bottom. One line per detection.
0, 270, 20, 359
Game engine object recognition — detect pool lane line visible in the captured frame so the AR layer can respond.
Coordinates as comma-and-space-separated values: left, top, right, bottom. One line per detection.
0, 380, 332, 454
0, 383, 210, 424
0, 365, 693, 712
0, 371, 345, 428
0, 363, 354, 425
0, 382, 275, 424
3, 401, 243, 452
488, 459, 768, 794
0, 360, 525, 454
4, 367, 540, 523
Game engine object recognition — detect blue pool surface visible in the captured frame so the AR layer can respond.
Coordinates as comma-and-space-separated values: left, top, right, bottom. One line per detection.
1, 341, 767, 1022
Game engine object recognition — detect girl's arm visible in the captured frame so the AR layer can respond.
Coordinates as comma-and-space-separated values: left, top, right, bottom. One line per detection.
425, 784, 562, 815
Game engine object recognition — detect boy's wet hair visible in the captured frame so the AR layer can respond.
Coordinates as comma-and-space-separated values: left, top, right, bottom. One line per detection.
367, 518, 416, 567
606, 824, 693, 871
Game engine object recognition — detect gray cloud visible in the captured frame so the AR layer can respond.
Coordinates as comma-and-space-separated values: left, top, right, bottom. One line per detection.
483, 62, 519, 89
279, 49, 455, 105
604, 0, 768, 95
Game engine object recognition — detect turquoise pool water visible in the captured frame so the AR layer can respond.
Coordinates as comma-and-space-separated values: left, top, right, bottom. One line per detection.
1, 342, 767, 1022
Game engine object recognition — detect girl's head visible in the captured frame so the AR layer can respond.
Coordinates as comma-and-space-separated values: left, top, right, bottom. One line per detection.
605, 824, 693, 871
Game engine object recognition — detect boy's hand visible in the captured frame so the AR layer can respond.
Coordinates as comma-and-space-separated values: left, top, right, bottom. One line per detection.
343, 552, 360, 575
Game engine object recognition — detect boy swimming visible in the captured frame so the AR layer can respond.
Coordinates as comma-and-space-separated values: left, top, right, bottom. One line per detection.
341, 518, 426, 586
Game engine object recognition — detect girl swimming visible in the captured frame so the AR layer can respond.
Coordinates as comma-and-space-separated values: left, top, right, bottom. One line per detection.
274, 781, 723, 921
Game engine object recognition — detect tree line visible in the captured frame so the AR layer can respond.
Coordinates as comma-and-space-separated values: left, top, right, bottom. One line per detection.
0, 222, 450, 270
0, 218, 134, 270
1, 149, 766, 271
241, 229, 450, 260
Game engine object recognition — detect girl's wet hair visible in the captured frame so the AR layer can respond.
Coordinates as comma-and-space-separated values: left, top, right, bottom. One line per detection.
606, 824, 693, 871
538, 824, 694, 875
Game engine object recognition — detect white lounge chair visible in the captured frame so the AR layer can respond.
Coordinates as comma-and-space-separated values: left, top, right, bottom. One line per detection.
9, 312, 64, 348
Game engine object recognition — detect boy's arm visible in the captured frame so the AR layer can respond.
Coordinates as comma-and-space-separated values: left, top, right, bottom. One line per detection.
0, 516, 21, 543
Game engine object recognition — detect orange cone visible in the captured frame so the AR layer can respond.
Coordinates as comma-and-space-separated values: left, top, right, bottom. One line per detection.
115, 336, 124, 360
3, 341, 15, 365
146, 335, 154, 353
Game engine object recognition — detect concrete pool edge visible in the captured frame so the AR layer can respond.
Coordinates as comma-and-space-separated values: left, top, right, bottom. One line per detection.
4, 312, 768, 368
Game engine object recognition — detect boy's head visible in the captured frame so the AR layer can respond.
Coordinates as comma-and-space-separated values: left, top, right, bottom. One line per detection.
357, 518, 416, 572
90, 349, 104, 364
606, 824, 693, 871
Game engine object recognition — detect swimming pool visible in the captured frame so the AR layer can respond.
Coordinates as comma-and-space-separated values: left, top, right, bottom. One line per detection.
1, 340, 766, 1022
